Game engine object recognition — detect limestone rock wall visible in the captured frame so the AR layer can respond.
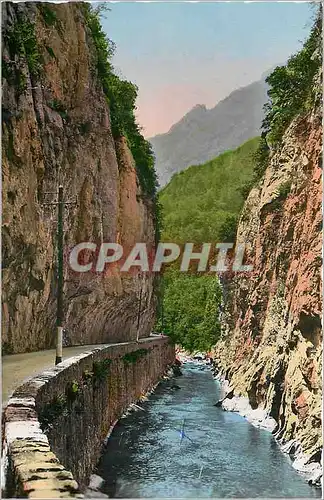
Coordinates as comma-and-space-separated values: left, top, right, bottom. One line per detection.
213, 108, 322, 462
2, 2, 156, 354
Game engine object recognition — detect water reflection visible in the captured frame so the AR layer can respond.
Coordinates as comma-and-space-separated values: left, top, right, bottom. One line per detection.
95, 365, 321, 498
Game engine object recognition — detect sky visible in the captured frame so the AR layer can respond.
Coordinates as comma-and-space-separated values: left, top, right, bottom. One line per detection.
100, 2, 313, 138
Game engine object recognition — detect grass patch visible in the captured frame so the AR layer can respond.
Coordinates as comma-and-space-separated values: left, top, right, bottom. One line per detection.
93, 358, 112, 382
2, 342, 13, 355
45, 45, 56, 59
159, 137, 258, 244
39, 394, 68, 431
122, 349, 148, 365
39, 4, 58, 27
48, 99, 68, 119
5, 17, 41, 77
271, 181, 292, 211
78, 121, 91, 135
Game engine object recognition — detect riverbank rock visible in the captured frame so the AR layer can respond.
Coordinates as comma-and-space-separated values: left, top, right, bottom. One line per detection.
88, 475, 105, 491
172, 365, 183, 377
308, 469, 322, 487
221, 393, 277, 431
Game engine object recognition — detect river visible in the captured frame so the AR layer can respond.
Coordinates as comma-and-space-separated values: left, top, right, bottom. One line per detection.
95, 363, 321, 498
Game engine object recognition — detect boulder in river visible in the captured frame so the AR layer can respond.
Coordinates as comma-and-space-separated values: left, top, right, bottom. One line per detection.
308, 469, 322, 488
172, 365, 183, 377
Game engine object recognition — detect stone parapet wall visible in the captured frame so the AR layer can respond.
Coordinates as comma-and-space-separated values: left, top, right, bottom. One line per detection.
3, 337, 175, 498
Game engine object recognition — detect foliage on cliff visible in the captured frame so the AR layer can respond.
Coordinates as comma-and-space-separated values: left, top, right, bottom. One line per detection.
3, 3, 158, 197
82, 4, 158, 197
2, 10, 41, 93
250, 6, 322, 183
264, 8, 322, 146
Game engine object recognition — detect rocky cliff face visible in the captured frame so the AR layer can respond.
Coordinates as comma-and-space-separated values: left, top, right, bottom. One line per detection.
2, 2, 156, 354
214, 106, 322, 465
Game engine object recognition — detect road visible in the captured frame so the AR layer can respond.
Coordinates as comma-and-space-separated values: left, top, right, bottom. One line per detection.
2, 344, 108, 404
2, 337, 165, 405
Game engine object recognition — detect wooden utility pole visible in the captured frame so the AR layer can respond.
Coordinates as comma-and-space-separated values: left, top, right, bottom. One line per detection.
160, 276, 164, 333
56, 186, 64, 364
136, 281, 143, 342
161, 299, 164, 333
42, 185, 77, 365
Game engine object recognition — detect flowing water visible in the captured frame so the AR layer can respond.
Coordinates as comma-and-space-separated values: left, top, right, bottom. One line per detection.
96, 364, 321, 498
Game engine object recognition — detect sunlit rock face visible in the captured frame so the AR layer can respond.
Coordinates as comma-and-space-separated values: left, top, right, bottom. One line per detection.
213, 104, 322, 462
2, 3, 156, 354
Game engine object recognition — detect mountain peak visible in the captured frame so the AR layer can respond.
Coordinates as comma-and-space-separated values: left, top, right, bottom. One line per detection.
150, 76, 268, 188
167, 104, 208, 134
192, 103, 207, 111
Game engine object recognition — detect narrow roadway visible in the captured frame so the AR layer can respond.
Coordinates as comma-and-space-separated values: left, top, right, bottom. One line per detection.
2, 345, 103, 404
2, 336, 165, 405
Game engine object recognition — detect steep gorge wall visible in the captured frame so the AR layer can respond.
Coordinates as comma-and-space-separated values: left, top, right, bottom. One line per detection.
214, 106, 322, 464
2, 2, 156, 354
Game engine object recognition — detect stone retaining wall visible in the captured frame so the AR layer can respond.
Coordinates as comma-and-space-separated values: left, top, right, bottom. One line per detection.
3, 337, 175, 498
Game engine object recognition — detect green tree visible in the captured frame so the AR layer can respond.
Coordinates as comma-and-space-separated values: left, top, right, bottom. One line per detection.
218, 214, 238, 243
156, 138, 258, 351
252, 6, 322, 184
159, 137, 258, 244
156, 268, 222, 352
